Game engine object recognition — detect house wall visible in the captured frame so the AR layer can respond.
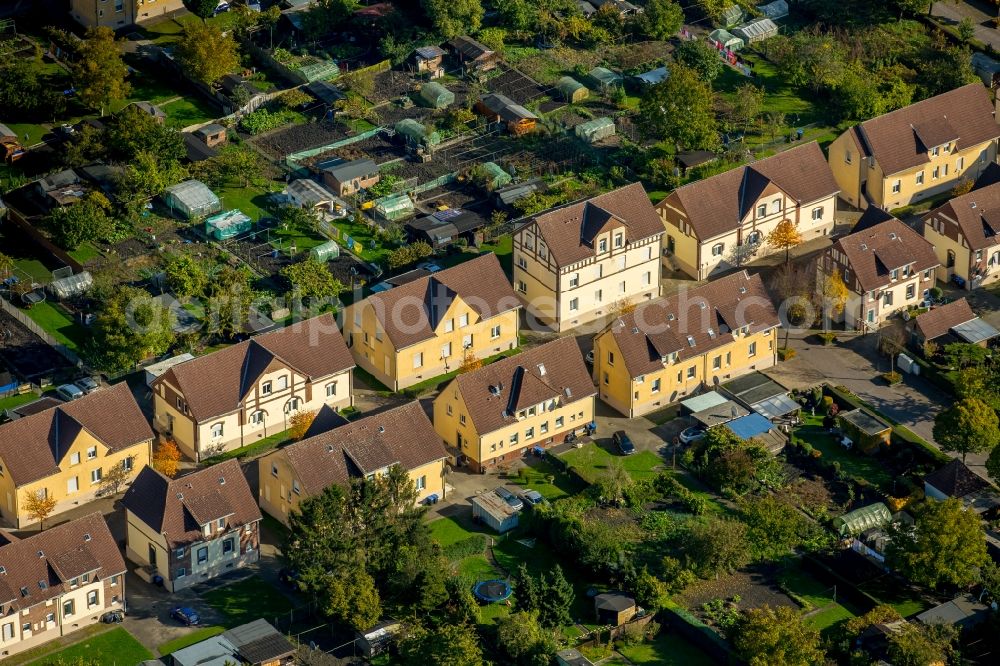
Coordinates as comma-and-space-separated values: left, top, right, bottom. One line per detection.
125, 508, 169, 576
923, 214, 1000, 290
343, 298, 519, 391
828, 132, 864, 208
69, 0, 185, 29
841, 271, 934, 330
323, 172, 380, 197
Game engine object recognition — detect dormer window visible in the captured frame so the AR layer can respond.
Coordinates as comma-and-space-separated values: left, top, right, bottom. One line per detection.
687, 335, 696, 347
599, 239, 607, 253
890, 269, 899, 281
202, 524, 211, 536
261, 381, 272, 395
217, 518, 225, 529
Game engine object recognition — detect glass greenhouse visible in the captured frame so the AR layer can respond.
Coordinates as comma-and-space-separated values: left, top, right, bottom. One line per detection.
205, 210, 252, 240
374, 193, 415, 222
832, 503, 892, 538
575, 117, 615, 144
309, 240, 340, 261
163, 180, 222, 220
47, 271, 93, 300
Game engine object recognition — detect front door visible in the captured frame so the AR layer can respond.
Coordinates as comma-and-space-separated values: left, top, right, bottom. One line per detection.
148, 544, 157, 568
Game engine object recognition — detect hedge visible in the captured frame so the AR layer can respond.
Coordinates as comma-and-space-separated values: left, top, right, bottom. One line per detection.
661, 600, 738, 665
443, 534, 488, 561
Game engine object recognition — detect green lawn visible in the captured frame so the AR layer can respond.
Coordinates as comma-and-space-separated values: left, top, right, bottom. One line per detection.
325, 214, 391, 264
513, 457, 587, 500
791, 414, 894, 489
201, 576, 296, 628
217, 184, 277, 222
671, 472, 728, 515
66, 242, 102, 265
618, 630, 717, 666
779, 564, 860, 635
25, 301, 89, 351
4, 121, 49, 147
428, 515, 487, 547
162, 96, 220, 130
27, 627, 152, 665
271, 225, 328, 255
560, 443, 663, 484
0, 391, 41, 411
427, 517, 511, 625
201, 427, 292, 463
157, 626, 226, 656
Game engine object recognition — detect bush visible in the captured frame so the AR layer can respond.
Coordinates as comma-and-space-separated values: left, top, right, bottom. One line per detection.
442, 535, 487, 561
821, 396, 834, 414
240, 108, 299, 135
882, 371, 902, 385
818, 332, 837, 346
778, 347, 797, 361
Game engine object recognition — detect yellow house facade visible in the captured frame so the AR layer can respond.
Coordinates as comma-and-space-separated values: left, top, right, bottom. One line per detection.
69, 0, 186, 29
828, 83, 1000, 211
258, 401, 448, 524
0, 383, 153, 528
922, 175, 1000, 290
592, 271, 780, 417
433, 337, 596, 472
342, 253, 520, 391
511, 183, 664, 332
657, 142, 840, 280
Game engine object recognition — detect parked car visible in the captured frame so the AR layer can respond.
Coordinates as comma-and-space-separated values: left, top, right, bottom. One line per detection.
171, 607, 200, 626
417, 262, 442, 273
521, 489, 547, 507
75, 377, 99, 394
213, 2, 230, 14
55, 384, 84, 401
679, 426, 706, 445
494, 486, 524, 511
612, 430, 635, 455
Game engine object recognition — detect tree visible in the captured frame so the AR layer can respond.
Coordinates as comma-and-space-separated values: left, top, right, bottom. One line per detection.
206, 265, 256, 339
887, 622, 959, 666
107, 105, 185, 163
540, 565, 574, 628
592, 459, 633, 507
764, 111, 786, 142
48, 191, 114, 250
118, 151, 188, 207
153, 440, 182, 478
919, 45, 977, 98
98, 459, 135, 496
289, 410, 317, 441
932, 397, 1000, 463
958, 16, 976, 43
731, 84, 765, 135
0, 253, 14, 281
164, 254, 208, 299
740, 497, 818, 561
74, 27, 130, 115
640, 64, 718, 151
497, 610, 557, 665
766, 219, 802, 265
183, 0, 219, 21
642, 0, 684, 40
397, 622, 483, 666
175, 22, 239, 86
495, 0, 538, 32
685, 516, 751, 577
887, 498, 988, 589
203, 145, 267, 188
459, 349, 483, 374
63, 124, 107, 168
820, 270, 849, 331
281, 258, 345, 301
673, 40, 724, 82
623, 565, 669, 611
877, 320, 906, 373
769, 263, 813, 349
91, 286, 175, 373
515, 563, 541, 612
732, 604, 824, 666
421, 0, 484, 39
843, 604, 903, 638
24, 490, 58, 531
318, 565, 382, 630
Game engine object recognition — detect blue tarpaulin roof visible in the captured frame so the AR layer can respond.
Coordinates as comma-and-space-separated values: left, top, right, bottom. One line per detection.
725, 413, 774, 440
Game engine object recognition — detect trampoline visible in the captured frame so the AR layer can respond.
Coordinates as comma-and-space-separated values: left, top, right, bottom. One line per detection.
473, 579, 512, 603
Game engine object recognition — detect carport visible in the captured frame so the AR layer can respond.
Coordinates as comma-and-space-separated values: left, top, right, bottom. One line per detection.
723, 372, 799, 421
680, 391, 728, 414
692, 400, 748, 428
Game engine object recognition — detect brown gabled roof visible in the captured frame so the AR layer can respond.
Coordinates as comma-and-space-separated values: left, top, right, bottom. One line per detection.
530, 183, 663, 267
0, 383, 153, 487
604, 271, 780, 379
924, 178, 1000, 252
449, 35, 494, 61
121, 460, 261, 549
924, 459, 992, 499
832, 216, 939, 293
665, 142, 838, 241
0, 513, 124, 611
853, 83, 1000, 176
914, 298, 978, 341
453, 337, 595, 435
361, 253, 520, 350
155, 314, 354, 422
278, 401, 447, 496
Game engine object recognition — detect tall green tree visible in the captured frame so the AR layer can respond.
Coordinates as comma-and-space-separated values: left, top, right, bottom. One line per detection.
48, 191, 114, 250
497, 610, 558, 665
164, 254, 208, 299
733, 604, 824, 666
73, 27, 130, 116
932, 397, 1000, 462
397, 622, 483, 666
205, 264, 257, 339
515, 563, 541, 612
642, 0, 684, 40
182, 0, 219, 22
117, 151, 188, 206
887, 498, 988, 589
107, 105, 186, 162
673, 39, 724, 82
281, 258, 345, 301
175, 21, 239, 86
91, 286, 175, 372
919, 45, 976, 98
640, 64, 718, 150
540, 565, 574, 628
317, 565, 382, 631
887, 622, 959, 666
421, 0, 484, 38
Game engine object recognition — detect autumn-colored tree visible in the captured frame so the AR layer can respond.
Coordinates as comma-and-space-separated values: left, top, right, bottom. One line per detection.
289, 410, 317, 441
820, 270, 850, 331
98, 459, 135, 496
153, 440, 182, 478
767, 219, 803, 265
24, 490, 57, 531
611, 296, 637, 318
460, 349, 483, 374
0, 252, 14, 280
952, 177, 975, 197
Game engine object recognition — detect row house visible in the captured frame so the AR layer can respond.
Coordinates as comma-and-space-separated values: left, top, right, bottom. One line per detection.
70, 0, 185, 29
923, 171, 1000, 290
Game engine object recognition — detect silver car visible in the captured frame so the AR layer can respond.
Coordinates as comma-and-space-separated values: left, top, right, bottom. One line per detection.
55, 384, 84, 401
75, 377, 99, 394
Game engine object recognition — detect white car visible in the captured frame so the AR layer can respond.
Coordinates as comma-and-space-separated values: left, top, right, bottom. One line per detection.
55, 384, 84, 401
679, 426, 706, 445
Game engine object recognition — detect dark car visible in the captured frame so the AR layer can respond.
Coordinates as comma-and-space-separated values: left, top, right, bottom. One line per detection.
171, 606, 200, 626
494, 486, 524, 511
521, 489, 548, 507
612, 430, 635, 455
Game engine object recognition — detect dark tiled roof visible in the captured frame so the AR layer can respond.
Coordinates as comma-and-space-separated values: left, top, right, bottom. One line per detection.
324, 158, 378, 183
121, 460, 261, 549
361, 253, 519, 350
155, 314, 354, 422
0, 383, 153, 486
449, 36, 494, 60
604, 271, 780, 379
530, 182, 663, 266
832, 217, 939, 293
666, 142, 838, 240
0, 513, 124, 610
925, 459, 992, 499
924, 178, 1000, 251
914, 298, 978, 341
279, 401, 447, 495
9, 396, 64, 418
453, 337, 595, 435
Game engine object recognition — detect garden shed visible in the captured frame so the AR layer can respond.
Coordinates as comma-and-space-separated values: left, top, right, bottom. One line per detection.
374, 193, 415, 222
163, 179, 221, 219
756, 0, 789, 20
417, 82, 454, 109
838, 409, 891, 454
587, 66, 622, 92
575, 117, 615, 144
709, 28, 744, 51
594, 592, 637, 626
310, 240, 340, 262
394, 118, 441, 147
633, 66, 669, 87
556, 76, 589, 103
47, 271, 92, 300
832, 503, 892, 538
205, 210, 252, 240
734, 18, 779, 44
471, 492, 518, 533
720, 4, 744, 26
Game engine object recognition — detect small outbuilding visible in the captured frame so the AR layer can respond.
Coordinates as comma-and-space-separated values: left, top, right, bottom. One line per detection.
709, 28, 744, 51
355, 620, 402, 658
414, 45, 446, 77
734, 18, 779, 44
322, 158, 381, 197
832, 502, 892, 538
449, 36, 498, 73
756, 0, 789, 20
418, 81, 455, 109
205, 210, 252, 240
720, 4, 744, 27
556, 649, 596, 666
575, 117, 616, 144
163, 179, 222, 219
285, 178, 340, 210
193, 123, 227, 148
587, 66, 623, 93
471, 492, 518, 533
917, 595, 991, 631
594, 592, 637, 626
309, 240, 340, 262
476, 93, 538, 135
911, 298, 999, 347
394, 118, 442, 148
633, 66, 669, 87
556, 76, 589, 103
838, 409, 891, 454
374, 193, 415, 223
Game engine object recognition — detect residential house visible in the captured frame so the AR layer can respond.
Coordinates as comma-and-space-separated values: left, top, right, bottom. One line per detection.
322, 159, 380, 197
828, 83, 1000, 210
821, 210, 939, 329
151, 313, 355, 461
475, 94, 538, 135
922, 175, 1000, 289
924, 459, 1000, 514
121, 460, 261, 592
432, 337, 596, 472
0, 513, 125, 659
910, 297, 1000, 348
168, 619, 295, 666
591, 271, 780, 417
342, 253, 520, 391
258, 401, 448, 524
657, 141, 839, 279
448, 36, 498, 73
70, 0, 186, 28
512, 182, 664, 332
0, 383, 153, 528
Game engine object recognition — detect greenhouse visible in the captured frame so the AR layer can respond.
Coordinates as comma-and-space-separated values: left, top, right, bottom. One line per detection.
556, 76, 589, 103
374, 193, 415, 222
417, 82, 454, 109
832, 503, 892, 538
309, 240, 340, 262
163, 180, 221, 219
205, 210, 252, 240
720, 4, 744, 27
575, 117, 615, 144
296, 56, 340, 83
394, 118, 441, 147
480, 162, 512, 189
587, 66, 622, 93
734, 18, 779, 44
709, 28, 744, 51
47, 271, 93, 300
756, 0, 788, 20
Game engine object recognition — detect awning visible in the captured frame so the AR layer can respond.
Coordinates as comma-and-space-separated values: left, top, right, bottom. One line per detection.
725, 413, 774, 440
692, 400, 748, 427
680, 391, 728, 414
751, 393, 800, 420
952, 317, 1000, 344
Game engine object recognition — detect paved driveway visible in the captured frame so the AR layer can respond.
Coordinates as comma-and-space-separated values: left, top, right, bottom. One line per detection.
932, 1, 1000, 50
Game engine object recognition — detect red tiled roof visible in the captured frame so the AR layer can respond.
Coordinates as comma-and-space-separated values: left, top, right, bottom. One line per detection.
832, 217, 939, 293
914, 298, 977, 341
924, 178, 1000, 252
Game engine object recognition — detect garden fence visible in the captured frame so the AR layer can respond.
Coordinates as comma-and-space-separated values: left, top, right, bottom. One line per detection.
0, 296, 82, 368
284, 126, 384, 167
